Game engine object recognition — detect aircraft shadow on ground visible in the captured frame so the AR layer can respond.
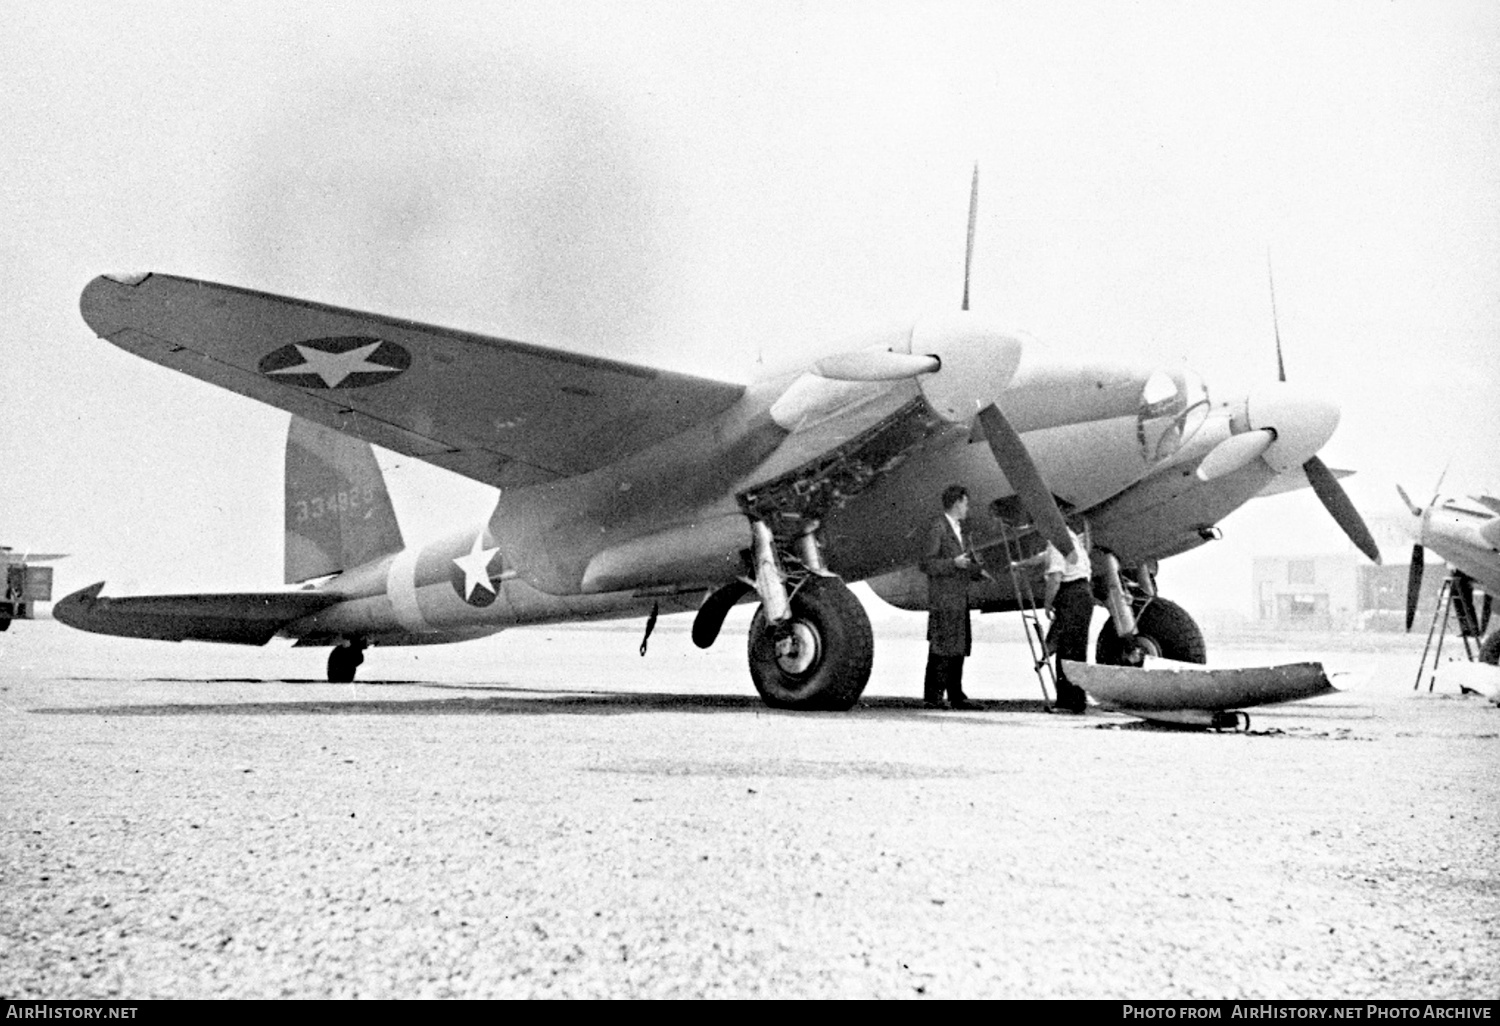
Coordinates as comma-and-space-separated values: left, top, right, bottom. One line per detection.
36, 682, 1050, 720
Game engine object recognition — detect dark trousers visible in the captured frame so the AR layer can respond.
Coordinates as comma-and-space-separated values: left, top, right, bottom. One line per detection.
924, 652, 967, 703
1049, 579, 1093, 711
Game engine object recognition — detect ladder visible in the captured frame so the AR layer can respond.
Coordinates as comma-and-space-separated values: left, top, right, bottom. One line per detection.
1413, 575, 1479, 691
996, 519, 1057, 706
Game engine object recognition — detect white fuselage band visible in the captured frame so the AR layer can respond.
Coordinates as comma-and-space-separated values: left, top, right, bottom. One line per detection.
386, 546, 428, 633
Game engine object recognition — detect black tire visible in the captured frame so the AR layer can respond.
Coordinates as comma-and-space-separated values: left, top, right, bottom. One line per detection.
327, 644, 364, 683
747, 577, 873, 711
1480, 631, 1500, 667
0, 618, 9, 632
1095, 596, 1206, 666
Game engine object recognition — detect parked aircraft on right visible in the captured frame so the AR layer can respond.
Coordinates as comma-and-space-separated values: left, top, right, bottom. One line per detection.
1398, 480, 1500, 664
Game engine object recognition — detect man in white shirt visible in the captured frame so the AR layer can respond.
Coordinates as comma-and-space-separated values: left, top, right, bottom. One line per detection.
1043, 525, 1093, 713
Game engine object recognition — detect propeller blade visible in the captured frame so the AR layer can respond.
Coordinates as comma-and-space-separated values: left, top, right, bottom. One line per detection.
1267, 252, 1286, 383
962, 163, 979, 312
1196, 429, 1275, 482
1396, 483, 1420, 517
977, 403, 1075, 557
1303, 455, 1381, 563
1406, 544, 1424, 631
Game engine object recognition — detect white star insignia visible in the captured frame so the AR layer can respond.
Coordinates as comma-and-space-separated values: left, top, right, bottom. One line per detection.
267, 341, 393, 388
452, 532, 501, 600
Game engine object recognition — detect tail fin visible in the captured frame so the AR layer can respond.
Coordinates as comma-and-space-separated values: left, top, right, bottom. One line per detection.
285, 416, 405, 583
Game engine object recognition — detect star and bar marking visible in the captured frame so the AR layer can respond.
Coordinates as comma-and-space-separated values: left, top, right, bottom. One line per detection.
258, 336, 411, 389
451, 532, 504, 607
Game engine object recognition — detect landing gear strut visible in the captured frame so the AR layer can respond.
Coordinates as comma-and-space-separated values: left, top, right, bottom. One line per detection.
1099, 552, 1144, 666
327, 640, 365, 683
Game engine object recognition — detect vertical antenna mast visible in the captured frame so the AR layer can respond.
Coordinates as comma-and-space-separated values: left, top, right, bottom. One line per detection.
962, 163, 979, 312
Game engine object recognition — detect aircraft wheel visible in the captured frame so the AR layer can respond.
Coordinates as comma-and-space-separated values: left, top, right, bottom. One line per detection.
327, 643, 364, 683
747, 576, 873, 711
1095, 596, 1206, 666
1480, 631, 1500, 666
0, 617, 9, 632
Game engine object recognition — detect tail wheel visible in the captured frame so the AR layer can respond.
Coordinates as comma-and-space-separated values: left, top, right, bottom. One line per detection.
1095, 596, 1206, 666
748, 576, 873, 711
1480, 632, 1500, 666
327, 643, 364, 683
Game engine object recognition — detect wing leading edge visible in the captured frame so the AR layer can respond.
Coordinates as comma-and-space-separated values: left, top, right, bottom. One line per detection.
80, 273, 746, 489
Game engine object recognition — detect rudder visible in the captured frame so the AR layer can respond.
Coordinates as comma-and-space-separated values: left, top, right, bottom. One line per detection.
285, 416, 405, 583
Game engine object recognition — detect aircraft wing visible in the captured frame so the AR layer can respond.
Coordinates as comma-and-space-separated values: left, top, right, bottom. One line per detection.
53, 582, 339, 645
80, 273, 747, 489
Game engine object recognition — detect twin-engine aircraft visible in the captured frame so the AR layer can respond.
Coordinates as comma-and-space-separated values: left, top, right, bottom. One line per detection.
56, 197, 1381, 709
1398, 481, 1500, 664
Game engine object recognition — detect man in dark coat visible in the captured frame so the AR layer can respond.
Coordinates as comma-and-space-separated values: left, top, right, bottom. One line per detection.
920, 484, 986, 709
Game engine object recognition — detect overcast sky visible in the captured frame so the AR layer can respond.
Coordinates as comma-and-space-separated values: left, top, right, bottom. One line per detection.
2, 1, 1497, 619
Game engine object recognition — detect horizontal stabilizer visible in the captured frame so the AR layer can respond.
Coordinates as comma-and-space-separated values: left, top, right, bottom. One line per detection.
2, 550, 67, 564
54, 582, 338, 646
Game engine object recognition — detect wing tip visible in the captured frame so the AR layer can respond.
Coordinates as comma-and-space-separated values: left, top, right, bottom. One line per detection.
101, 271, 153, 286
80, 273, 155, 338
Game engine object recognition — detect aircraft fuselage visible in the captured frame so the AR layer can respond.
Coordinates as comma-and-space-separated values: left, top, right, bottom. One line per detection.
292, 346, 1245, 642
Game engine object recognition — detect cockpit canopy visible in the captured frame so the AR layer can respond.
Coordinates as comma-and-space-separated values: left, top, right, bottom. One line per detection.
1137, 366, 1209, 463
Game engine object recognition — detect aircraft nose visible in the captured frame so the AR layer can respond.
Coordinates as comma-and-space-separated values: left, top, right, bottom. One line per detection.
1244, 382, 1341, 472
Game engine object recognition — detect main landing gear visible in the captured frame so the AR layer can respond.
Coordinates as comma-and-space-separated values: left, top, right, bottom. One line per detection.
748, 576, 873, 710
1093, 555, 1207, 667
696, 519, 874, 711
327, 639, 365, 683
1095, 596, 1207, 666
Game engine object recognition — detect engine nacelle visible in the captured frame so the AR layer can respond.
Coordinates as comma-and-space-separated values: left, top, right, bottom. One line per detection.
1243, 382, 1340, 473
909, 313, 1025, 423
770, 313, 1025, 432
